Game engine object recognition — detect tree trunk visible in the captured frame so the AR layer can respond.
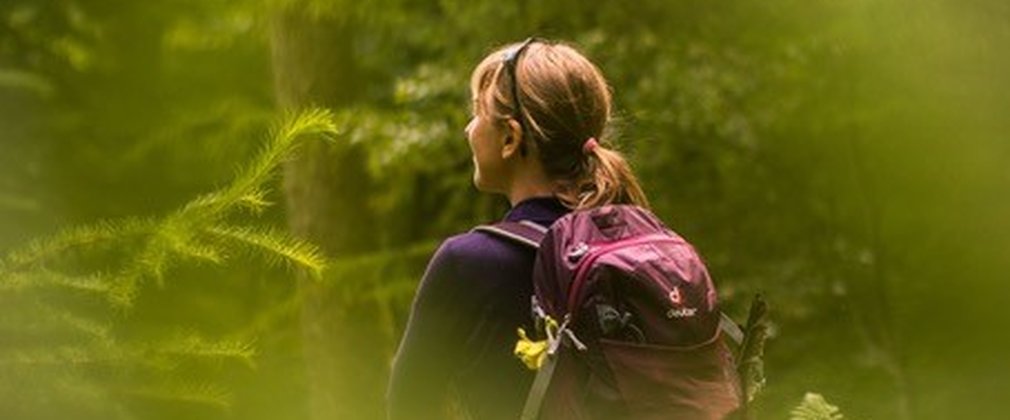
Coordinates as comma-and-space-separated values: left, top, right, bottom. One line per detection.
270, 9, 384, 420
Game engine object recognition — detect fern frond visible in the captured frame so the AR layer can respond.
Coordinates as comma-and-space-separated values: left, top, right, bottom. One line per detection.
790, 393, 844, 420
204, 225, 326, 277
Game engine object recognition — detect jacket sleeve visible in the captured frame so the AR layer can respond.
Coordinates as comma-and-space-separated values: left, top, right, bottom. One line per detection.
387, 237, 480, 420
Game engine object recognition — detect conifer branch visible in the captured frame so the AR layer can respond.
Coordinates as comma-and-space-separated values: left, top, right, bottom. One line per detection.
0, 218, 156, 274
180, 108, 337, 218
0, 345, 126, 367
0, 333, 255, 371
236, 188, 273, 214
205, 225, 326, 278
123, 381, 232, 410
98, 108, 335, 306
0, 300, 114, 348
0, 108, 338, 415
156, 333, 256, 368
0, 269, 111, 295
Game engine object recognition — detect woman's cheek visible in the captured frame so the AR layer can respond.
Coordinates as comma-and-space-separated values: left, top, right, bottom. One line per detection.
472, 153, 492, 191
472, 151, 501, 192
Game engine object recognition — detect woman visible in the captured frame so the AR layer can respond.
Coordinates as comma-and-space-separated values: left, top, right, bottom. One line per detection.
387, 38, 649, 420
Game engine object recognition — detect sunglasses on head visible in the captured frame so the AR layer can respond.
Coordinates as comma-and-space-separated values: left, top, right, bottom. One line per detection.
502, 37, 542, 156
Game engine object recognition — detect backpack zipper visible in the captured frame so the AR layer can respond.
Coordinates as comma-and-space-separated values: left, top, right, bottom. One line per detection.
566, 233, 682, 314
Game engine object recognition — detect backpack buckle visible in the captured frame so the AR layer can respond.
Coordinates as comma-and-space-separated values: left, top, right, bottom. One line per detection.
567, 242, 591, 263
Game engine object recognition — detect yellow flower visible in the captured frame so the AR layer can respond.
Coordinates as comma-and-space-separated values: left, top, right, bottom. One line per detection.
514, 327, 549, 370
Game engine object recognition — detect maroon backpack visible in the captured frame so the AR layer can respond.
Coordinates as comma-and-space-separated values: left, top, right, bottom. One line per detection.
475, 205, 754, 420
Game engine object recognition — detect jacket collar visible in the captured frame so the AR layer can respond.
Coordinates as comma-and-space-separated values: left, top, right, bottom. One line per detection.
503, 196, 570, 226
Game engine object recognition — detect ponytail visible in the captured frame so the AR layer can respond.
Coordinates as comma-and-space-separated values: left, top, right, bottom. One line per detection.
556, 141, 650, 210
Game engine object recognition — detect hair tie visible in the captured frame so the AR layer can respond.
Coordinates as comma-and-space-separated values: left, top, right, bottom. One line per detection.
583, 137, 599, 155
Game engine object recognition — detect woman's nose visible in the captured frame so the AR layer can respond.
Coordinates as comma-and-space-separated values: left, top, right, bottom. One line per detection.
464, 118, 476, 139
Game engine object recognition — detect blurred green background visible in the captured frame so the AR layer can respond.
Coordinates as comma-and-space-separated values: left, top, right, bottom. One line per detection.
2, 0, 1008, 419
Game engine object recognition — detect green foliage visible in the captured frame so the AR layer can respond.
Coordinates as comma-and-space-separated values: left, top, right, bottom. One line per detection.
737, 295, 770, 403
0, 109, 336, 418
790, 393, 844, 420
3, 0, 1009, 419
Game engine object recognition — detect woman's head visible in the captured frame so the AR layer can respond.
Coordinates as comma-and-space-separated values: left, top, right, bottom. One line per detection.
465, 38, 649, 209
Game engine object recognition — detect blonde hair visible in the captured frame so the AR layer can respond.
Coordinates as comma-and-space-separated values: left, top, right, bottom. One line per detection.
469, 39, 650, 210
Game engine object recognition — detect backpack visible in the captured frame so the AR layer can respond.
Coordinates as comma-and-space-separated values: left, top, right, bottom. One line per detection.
474, 204, 767, 420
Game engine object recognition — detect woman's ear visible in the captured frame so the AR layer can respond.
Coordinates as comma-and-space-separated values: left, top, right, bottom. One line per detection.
500, 118, 524, 159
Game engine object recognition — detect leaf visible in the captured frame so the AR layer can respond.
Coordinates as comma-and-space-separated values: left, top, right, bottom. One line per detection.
736, 293, 770, 402
790, 393, 844, 420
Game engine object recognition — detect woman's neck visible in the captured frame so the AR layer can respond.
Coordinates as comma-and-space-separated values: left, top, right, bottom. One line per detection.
507, 183, 556, 207
503, 149, 556, 206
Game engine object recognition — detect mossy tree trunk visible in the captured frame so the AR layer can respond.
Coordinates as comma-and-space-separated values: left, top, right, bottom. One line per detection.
270, 9, 385, 420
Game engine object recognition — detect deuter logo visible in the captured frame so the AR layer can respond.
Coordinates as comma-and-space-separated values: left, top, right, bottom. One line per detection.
666, 307, 697, 318
668, 286, 683, 304
667, 286, 695, 318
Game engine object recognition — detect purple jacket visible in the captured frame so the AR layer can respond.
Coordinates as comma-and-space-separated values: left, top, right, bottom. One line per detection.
388, 197, 570, 420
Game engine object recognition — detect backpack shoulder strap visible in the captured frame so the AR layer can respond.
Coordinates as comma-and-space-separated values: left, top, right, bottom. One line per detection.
473, 220, 551, 420
471, 220, 548, 249
720, 313, 744, 345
